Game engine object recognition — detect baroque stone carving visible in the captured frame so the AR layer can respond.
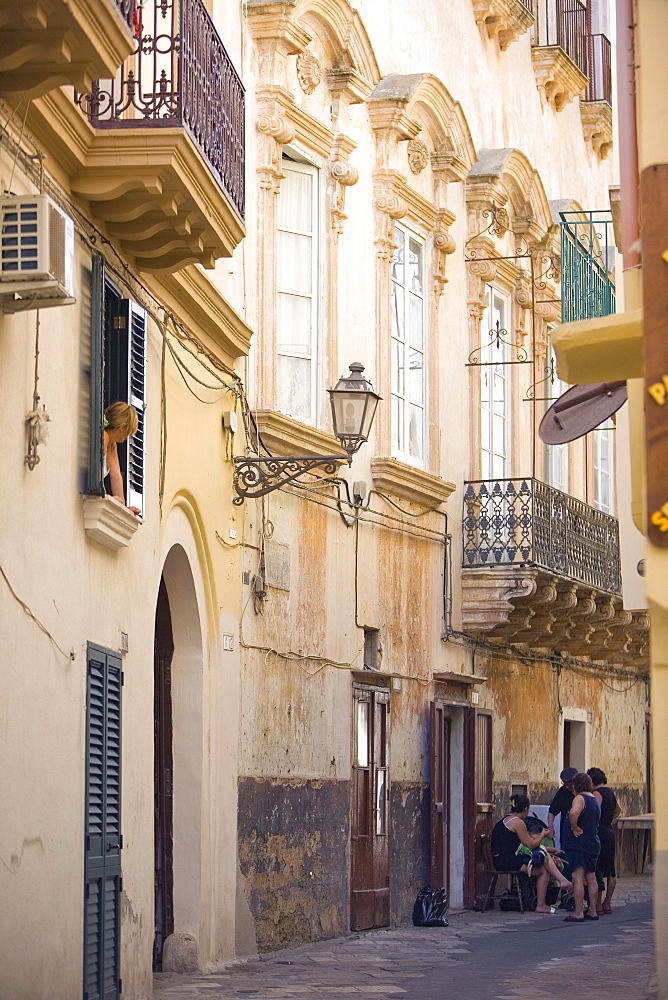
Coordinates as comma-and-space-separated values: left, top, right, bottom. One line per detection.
407, 138, 429, 174
432, 209, 456, 295
472, 0, 534, 50
580, 100, 613, 160
296, 49, 322, 95
460, 565, 649, 668
531, 46, 587, 111
329, 150, 359, 234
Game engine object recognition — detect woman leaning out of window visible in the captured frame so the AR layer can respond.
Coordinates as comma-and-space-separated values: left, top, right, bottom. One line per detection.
103, 402, 141, 516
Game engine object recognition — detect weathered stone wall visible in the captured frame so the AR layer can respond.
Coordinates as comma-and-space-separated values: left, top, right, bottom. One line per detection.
390, 781, 431, 924
237, 778, 350, 951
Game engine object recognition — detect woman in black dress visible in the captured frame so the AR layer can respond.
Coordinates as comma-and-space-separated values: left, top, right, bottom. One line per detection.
587, 767, 621, 914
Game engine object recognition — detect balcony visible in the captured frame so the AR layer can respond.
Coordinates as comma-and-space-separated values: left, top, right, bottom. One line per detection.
530, 0, 612, 128
461, 479, 649, 667
0, 0, 135, 99
560, 210, 615, 322
530, 0, 588, 109
26, 0, 245, 271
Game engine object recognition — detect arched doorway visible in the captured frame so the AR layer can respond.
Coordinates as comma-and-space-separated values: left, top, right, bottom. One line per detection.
153, 545, 204, 970
153, 577, 174, 970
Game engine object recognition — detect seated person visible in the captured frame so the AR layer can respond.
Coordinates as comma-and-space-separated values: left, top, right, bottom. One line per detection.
491, 794, 573, 914
103, 402, 141, 515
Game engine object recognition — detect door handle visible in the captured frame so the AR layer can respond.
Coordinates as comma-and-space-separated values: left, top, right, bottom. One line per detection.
106, 841, 121, 852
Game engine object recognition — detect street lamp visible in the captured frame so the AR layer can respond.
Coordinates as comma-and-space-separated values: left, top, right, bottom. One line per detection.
233, 363, 381, 502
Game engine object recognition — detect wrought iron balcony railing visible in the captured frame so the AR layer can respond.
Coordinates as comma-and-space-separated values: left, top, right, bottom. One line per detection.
462, 478, 622, 596
76, 0, 245, 221
532, 0, 612, 104
560, 210, 615, 323
585, 33, 612, 103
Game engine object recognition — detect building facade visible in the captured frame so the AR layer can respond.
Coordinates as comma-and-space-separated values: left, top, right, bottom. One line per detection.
0, 1, 650, 998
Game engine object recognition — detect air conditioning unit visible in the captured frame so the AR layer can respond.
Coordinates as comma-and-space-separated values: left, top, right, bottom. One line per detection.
0, 194, 76, 312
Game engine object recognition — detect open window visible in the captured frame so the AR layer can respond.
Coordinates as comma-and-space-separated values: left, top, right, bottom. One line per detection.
88, 254, 146, 517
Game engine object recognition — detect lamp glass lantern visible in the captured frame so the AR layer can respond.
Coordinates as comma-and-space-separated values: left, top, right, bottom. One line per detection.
328, 362, 381, 460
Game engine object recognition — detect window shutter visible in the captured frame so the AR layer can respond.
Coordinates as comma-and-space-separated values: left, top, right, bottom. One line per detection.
89, 255, 105, 495
84, 644, 122, 1000
126, 300, 146, 515
104, 296, 147, 515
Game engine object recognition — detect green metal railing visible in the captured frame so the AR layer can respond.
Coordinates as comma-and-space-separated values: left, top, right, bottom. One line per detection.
560, 210, 615, 322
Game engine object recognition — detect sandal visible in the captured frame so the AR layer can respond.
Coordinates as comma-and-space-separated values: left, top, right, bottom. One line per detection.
601, 907, 613, 914
563, 915, 584, 923
584, 913, 599, 921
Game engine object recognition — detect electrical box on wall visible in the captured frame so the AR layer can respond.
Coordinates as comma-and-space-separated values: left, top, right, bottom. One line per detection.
0, 194, 76, 311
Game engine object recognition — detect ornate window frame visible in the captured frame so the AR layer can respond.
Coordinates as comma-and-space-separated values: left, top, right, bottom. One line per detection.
465, 148, 553, 482
244, 0, 379, 453
366, 73, 476, 484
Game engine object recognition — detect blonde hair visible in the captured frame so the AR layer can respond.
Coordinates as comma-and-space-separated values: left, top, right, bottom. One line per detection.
104, 401, 138, 437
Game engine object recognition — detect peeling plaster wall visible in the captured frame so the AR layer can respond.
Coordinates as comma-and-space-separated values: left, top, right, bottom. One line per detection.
237, 778, 350, 951
476, 651, 648, 866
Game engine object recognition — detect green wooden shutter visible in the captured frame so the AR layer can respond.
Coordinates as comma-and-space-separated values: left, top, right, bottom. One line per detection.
126, 299, 146, 515
84, 644, 122, 1000
88, 256, 106, 495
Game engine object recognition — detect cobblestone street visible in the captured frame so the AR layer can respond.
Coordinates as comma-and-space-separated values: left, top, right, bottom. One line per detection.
153, 875, 654, 1000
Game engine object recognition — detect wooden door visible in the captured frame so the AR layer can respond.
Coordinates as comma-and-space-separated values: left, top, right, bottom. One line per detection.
430, 703, 451, 893
463, 709, 493, 908
350, 688, 390, 930
153, 578, 174, 971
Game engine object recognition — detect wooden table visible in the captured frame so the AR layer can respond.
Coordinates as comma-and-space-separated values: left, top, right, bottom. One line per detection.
615, 814, 654, 873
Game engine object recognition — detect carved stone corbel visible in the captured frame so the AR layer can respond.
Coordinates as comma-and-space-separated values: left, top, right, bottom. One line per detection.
467, 238, 497, 319
472, 0, 534, 49
373, 171, 408, 259
514, 268, 532, 338
328, 134, 358, 235
256, 103, 295, 193
580, 101, 613, 160
432, 208, 456, 295
531, 46, 587, 111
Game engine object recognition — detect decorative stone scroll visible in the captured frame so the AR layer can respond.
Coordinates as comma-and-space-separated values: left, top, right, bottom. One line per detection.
328, 134, 359, 234
432, 209, 456, 295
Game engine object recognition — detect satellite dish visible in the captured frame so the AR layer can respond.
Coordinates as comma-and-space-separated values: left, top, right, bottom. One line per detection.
539, 381, 627, 445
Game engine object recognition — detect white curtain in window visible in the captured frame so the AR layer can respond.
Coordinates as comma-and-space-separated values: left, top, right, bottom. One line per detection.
391, 225, 425, 463
276, 161, 317, 421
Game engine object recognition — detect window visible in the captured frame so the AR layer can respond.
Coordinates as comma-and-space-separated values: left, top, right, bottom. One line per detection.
480, 286, 510, 480
593, 419, 613, 513
391, 224, 425, 463
89, 254, 147, 516
545, 347, 568, 492
276, 158, 319, 422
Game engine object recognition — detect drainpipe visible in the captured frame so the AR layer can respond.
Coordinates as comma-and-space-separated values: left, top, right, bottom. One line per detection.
615, 0, 640, 271
615, 0, 645, 538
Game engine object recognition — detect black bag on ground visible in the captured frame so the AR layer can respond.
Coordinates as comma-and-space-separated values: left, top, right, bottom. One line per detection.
498, 889, 522, 911
412, 887, 448, 927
